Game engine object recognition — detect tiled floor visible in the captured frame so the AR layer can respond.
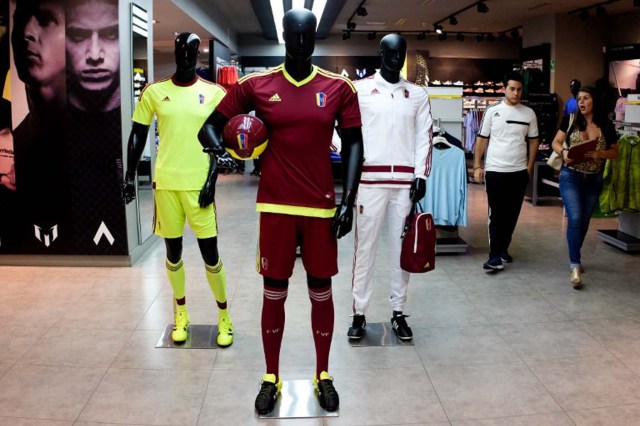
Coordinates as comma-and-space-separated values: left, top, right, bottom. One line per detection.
0, 174, 639, 425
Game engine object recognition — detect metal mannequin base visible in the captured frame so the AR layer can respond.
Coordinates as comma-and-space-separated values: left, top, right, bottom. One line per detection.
349, 322, 415, 347
155, 324, 220, 349
258, 380, 339, 419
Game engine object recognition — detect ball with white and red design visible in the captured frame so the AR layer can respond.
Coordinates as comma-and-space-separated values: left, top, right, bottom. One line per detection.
222, 114, 269, 160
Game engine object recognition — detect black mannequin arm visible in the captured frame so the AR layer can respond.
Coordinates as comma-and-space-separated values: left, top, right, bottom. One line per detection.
122, 122, 150, 204
410, 177, 426, 202
332, 126, 364, 238
197, 110, 231, 208
198, 110, 229, 154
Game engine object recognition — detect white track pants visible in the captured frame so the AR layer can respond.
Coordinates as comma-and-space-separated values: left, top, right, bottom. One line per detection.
351, 186, 412, 314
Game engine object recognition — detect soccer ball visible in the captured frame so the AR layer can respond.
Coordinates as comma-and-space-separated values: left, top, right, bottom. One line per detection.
222, 114, 269, 160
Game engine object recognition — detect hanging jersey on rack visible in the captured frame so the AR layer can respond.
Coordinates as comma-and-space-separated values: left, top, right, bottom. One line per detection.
420, 136, 468, 226
217, 66, 239, 90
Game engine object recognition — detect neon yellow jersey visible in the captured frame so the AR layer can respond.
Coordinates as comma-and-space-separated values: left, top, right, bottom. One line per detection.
133, 76, 226, 190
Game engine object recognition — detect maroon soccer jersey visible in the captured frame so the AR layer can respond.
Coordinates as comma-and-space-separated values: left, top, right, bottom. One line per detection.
216, 65, 361, 216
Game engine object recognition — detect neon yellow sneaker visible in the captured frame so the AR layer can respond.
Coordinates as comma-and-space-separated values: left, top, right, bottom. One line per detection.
171, 311, 189, 343
314, 371, 339, 412
255, 373, 282, 415
217, 316, 234, 347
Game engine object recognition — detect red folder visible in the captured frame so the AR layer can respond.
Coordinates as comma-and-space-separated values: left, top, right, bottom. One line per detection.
568, 138, 598, 164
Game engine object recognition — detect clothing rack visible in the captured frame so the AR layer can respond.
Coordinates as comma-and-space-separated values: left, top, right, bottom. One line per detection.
597, 121, 640, 252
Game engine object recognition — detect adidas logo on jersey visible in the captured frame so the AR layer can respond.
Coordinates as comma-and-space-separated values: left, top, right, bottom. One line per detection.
493, 111, 500, 117
162, 96, 171, 102
371, 88, 380, 95
269, 93, 282, 102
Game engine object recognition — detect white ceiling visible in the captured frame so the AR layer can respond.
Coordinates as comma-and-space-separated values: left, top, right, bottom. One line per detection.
152, 0, 640, 52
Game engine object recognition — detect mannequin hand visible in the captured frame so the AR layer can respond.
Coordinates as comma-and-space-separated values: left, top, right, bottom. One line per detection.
122, 171, 136, 204
216, 152, 237, 171
409, 177, 426, 202
199, 179, 215, 208
331, 199, 354, 239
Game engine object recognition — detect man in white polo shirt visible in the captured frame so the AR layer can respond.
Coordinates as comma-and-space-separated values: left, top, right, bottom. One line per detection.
473, 71, 539, 271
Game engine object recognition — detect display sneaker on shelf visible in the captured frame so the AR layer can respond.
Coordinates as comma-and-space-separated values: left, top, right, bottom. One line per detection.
496, 87, 506, 93
314, 371, 339, 412
463, 87, 474, 93
347, 314, 366, 340
495, 81, 504, 86
453, 80, 464, 86
474, 88, 485, 93
431, 80, 442, 85
217, 315, 234, 347
485, 88, 495, 93
255, 373, 282, 415
171, 311, 190, 343
483, 257, 504, 272
485, 81, 494, 85
443, 80, 453, 85
474, 80, 484, 85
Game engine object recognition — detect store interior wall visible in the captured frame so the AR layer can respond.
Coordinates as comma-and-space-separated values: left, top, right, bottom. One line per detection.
237, 33, 521, 60
172, 0, 238, 53
554, 14, 607, 109
120, 0, 155, 261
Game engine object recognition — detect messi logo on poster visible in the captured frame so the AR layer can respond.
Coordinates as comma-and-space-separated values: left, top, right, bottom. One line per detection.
316, 92, 326, 108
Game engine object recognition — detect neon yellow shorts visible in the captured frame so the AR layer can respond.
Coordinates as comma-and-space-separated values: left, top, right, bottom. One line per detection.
153, 190, 217, 239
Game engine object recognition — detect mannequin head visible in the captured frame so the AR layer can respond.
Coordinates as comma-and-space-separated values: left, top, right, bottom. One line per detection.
283, 8, 316, 64
570, 79, 581, 97
379, 34, 406, 83
174, 32, 200, 71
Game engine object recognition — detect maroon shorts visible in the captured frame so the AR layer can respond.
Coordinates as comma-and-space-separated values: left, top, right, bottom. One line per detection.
257, 213, 338, 279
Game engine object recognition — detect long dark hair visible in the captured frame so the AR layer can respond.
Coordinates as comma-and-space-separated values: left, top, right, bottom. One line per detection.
575, 85, 618, 145
575, 86, 608, 130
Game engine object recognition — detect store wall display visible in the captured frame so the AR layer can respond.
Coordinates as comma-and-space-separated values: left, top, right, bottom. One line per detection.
242, 55, 379, 81
2, 0, 127, 255
414, 56, 517, 91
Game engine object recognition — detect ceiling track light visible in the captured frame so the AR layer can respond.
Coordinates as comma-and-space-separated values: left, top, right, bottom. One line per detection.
342, 30, 351, 40
486, 33, 495, 42
367, 31, 376, 40
510, 29, 520, 39
477, 1, 489, 13
357, 6, 368, 16
438, 32, 447, 41
434, 24, 443, 34
449, 15, 458, 25
417, 31, 426, 40
499, 32, 508, 41
347, 21, 357, 30
476, 34, 484, 42
456, 33, 465, 41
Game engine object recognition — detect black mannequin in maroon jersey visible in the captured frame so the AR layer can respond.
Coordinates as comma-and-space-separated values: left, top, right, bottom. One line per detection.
122, 32, 221, 267
199, 8, 363, 414
199, 9, 363, 238
379, 34, 426, 202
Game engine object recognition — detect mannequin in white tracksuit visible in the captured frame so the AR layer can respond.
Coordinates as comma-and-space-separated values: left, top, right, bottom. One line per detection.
349, 34, 433, 341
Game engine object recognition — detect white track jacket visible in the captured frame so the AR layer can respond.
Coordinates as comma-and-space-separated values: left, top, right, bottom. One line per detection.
354, 72, 433, 187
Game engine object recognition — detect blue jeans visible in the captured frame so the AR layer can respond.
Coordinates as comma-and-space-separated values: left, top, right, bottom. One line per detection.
558, 166, 603, 268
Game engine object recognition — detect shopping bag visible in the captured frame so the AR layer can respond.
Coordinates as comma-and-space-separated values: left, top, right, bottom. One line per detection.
400, 203, 436, 273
